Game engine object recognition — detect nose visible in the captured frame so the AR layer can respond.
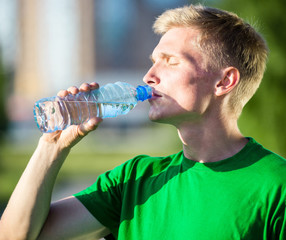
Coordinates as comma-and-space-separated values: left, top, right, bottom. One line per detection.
143, 65, 160, 86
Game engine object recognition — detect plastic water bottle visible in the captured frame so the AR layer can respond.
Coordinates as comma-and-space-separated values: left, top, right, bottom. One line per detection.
33, 82, 152, 133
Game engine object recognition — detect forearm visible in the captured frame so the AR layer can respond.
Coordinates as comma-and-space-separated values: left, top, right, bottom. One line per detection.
0, 138, 70, 240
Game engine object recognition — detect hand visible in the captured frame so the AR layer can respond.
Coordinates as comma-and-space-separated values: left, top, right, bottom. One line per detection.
41, 82, 103, 150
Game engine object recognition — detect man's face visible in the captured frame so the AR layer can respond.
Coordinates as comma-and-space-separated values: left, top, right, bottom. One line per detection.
143, 27, 220, 127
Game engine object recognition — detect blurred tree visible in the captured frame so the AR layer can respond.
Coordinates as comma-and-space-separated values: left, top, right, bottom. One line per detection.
210, 0, 286, 157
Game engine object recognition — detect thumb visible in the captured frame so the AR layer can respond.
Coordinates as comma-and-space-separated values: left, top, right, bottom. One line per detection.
77, 117, 103, 137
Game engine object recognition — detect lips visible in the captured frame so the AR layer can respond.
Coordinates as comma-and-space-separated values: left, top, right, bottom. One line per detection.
152, 91, 162, 98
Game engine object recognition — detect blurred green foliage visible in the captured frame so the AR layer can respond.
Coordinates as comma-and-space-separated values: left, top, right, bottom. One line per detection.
210, 0, 286, 157
0, 51, 9, 209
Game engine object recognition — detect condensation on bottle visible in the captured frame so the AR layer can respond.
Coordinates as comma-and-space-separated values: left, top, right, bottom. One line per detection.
33, 82, 152, 133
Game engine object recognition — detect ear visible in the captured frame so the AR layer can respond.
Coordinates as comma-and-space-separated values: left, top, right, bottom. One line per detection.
215, 67, 240, 96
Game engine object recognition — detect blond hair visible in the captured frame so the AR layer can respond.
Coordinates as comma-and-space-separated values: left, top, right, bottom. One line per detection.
153, 5, 269, 117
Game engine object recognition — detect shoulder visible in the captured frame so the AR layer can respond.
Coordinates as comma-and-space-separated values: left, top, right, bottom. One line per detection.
253, 139, 286, 168
251, 138, 286, 183
98, 151, 183, 186
93, 151, 183, 191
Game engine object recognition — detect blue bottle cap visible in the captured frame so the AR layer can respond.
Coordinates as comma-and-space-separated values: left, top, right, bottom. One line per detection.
136, 85, 152, 101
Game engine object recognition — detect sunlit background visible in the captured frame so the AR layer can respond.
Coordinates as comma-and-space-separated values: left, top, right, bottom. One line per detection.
0, 0, 285, 217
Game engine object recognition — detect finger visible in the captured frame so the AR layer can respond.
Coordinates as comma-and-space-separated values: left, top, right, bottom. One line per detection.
57, 89, 69, 98
79, 82, 100, 92
89, 82, 100, 90
67, 86, 79, 95
79, 83, 91, 92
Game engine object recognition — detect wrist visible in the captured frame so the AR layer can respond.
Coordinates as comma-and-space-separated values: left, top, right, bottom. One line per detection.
36, 136, 71, 165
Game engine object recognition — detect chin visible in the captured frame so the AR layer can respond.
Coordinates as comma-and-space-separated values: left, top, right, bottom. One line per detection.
148, 112, 174, 125
149, 110, 201, 127
149, 112, 163, 123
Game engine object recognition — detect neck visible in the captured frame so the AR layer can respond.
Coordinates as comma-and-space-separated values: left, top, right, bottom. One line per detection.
177, 116, 248, 163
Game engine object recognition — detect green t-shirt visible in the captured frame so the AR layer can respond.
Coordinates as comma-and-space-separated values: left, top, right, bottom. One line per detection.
74, 138, 286, 239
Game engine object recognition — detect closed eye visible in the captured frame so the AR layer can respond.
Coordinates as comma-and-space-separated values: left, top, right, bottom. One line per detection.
149, 53, 180, 66
167, 57, 179, 66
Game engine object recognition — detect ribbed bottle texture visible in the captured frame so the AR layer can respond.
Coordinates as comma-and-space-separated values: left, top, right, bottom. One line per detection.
33, 82, 152, 133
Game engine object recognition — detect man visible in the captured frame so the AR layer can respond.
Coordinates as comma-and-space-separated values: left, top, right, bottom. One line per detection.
1, 4, 285, 240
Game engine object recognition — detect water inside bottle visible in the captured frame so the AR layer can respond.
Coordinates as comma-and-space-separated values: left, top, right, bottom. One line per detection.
34, 99, 136, 133
99, 102, 135, 118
